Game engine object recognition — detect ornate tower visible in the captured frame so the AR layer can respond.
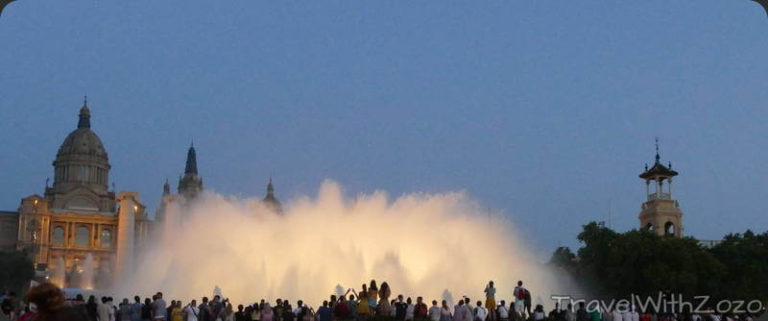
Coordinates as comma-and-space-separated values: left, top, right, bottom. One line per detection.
263, 178, 283, 214
638, 140, 683, 237
178, 143, 203, 200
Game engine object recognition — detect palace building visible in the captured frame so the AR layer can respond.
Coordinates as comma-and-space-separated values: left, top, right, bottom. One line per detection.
2, 98, 690, 289
8, 100, 150, 288
1, 100, 286, 288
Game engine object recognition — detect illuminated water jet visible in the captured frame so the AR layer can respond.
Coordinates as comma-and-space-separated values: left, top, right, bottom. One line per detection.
51, 256, 66, 288
115, 180, 575, 306
80, 253, 94, 290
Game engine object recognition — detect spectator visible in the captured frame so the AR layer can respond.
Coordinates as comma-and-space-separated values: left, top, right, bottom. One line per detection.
406, 297, 415, 321
429, 300, 441, 321
141, 299, 153, 321
440, 301, 452, 321
26, 283, 88, 321
151, 293, 167, 321
86, 295, 99, 321
316, 302, 330, 321
475, 301, 487, 321
484, 282, 496, 321
497, 301, 508, 321
131, 297, 142, 321
185, 300, 200, 321
395, 295, 408, 321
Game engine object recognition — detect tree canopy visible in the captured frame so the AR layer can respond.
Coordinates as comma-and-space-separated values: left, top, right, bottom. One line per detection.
551, 222, 767, 301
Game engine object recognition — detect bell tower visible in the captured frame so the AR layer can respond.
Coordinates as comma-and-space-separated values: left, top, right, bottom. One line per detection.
638, 139, 683, 237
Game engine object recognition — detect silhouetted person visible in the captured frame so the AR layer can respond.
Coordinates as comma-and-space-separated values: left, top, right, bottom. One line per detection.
394, 295, 408, 321
26, 283, 88, 321
576, 303, 589, 321
86, 296, 99, 321
199, 297, 212, 321
235, 305, 248, 321
316, 301, 330, 321
141, 299, 153, 321
131, 297, 142, 321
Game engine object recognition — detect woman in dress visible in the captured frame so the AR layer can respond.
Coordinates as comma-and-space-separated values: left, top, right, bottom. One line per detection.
377, 282, 391, 316
357, 285, 371, 321
368, 280, 379, 313
484, 281, 497, 321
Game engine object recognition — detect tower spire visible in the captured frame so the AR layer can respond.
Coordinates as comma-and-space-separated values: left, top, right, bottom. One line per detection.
263, 177, 282, 214
184, 143, 198, 175
163, 178, 170, 195
654, 137, 660, 164
78, 96, 91, 129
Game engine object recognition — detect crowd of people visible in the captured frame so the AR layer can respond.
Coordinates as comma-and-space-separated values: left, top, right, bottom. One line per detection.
0, 280, 761, 321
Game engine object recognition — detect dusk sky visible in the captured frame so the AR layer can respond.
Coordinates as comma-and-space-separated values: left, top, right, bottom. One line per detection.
1, 1, 767, 254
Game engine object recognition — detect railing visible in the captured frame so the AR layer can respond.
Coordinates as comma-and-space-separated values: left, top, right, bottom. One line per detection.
647, 192, 671, 201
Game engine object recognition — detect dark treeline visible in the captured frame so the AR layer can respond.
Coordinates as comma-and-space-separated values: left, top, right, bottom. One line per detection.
549, 222, 768, 302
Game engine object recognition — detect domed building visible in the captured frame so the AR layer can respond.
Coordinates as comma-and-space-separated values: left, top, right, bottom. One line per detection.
14, 99, 150, 288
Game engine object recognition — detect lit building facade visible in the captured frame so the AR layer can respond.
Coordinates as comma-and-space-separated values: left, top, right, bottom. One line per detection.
12, 101, 150, 288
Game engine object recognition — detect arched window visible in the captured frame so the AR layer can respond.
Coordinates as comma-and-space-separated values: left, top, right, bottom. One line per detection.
75, 226, 90, 247
664, 222, 676, 236
100, 229, 112, 248
52, 226, 65, 245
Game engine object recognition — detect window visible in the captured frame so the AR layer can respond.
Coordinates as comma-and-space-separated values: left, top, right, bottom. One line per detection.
52, 226, 65, 245
75, 226, 90, 247
665, 222, 676, 236
100, 229, 112, 248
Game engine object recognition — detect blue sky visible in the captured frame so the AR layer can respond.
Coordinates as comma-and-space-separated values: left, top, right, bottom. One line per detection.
1, 1, 767, 252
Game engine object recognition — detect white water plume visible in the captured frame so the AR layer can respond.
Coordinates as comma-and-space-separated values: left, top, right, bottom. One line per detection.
116, 180, 575, 306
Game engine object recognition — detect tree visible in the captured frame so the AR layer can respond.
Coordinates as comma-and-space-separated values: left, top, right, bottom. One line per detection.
708, 230, 768, 301
557, 222, 730, 300
0, 250, 35, 293
549, 246, 577, 272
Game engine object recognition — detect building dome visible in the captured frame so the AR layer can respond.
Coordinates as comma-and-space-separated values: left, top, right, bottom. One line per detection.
56, 127, 109, 162
51, 101, 111, 196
